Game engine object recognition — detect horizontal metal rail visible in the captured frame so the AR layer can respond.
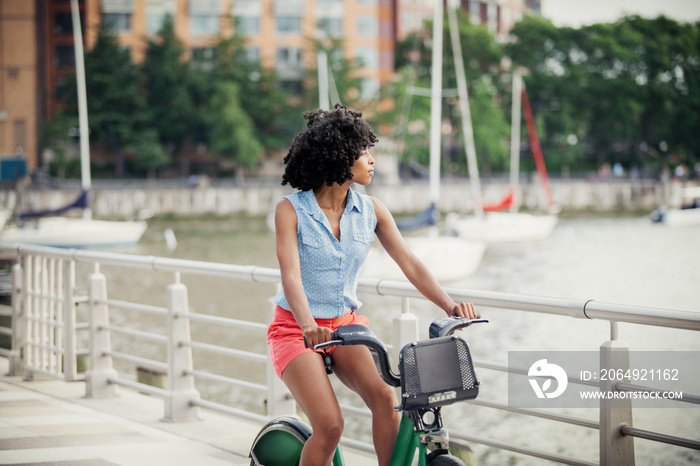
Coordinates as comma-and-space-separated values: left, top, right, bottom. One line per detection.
25, 316, 65, 328
25, 291, 64, 301
451, 431, 598, 466
467, 398, 599, 429
185, 369, 267, 392
105, 351, 168, 372
182, 340, 268, 363
338, 403, 371, 418
176, 312, 267, 331
190, 398, 268, 423
26, 341, 65, 355
98, 298, 166, 316
107, 376, 169, 398
619, 425, 700, 450
474, 358, 599, 388
99, 325, 167, 343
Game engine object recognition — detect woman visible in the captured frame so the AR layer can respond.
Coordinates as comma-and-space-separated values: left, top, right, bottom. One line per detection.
268, 104, 477, 466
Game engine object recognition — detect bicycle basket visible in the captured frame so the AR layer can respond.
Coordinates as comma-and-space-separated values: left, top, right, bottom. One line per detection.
398, 336, 479, 410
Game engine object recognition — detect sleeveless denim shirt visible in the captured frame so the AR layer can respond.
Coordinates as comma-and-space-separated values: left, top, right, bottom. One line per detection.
273, 189, 376, 319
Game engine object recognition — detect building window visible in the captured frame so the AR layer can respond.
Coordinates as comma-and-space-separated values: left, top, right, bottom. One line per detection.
318, 17, 342, 38
279, 80, 303, 96
469, 1, 481, 23
237, 16, 259, 34
14, 120, 26, 155
245, 47, 260, 61
360, 78, 379, 100
191, 14, 219, 36
103, 13, 132, 33
355, 47, 378, 68
277, 47, 302, 66
146, 0, 176, 34
277, 16, 301, 35
356, 16, 377, 37
55, 46, 75, 69
54, 13, 75, 34
147, 14, 166, 34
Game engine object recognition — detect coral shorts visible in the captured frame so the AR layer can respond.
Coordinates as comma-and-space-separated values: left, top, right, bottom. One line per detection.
267, 306, 370, 378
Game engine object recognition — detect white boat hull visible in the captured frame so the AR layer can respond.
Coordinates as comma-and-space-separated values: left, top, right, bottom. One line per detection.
656, 207, 700, 227
360, 236, 486, 282
445, 212, 558, 243
0, 217, 147, 248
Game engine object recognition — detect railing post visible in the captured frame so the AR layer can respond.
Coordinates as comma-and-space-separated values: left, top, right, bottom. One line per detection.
62, 259, 78, 381
600, 324, 635, 466
85, 264, 119, 398
266, 288, 296, 417
8, 261, 25, 376
164, 273, 200, 422
392, 298, 419, 367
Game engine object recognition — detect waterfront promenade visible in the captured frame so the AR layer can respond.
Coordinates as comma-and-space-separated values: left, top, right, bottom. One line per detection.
0, 357, 376, 465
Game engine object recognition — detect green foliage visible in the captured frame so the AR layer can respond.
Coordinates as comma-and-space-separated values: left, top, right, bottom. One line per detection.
507, 15, 700, 171
131, 129, 169, 177
206, 81, 262, 168
141, 15, 193, 154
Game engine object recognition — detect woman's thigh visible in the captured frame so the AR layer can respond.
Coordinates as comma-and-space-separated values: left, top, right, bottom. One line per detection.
282, 351, 343, 427
331, 345, 397, 407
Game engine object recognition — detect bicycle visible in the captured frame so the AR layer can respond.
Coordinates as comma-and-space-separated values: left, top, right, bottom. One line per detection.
249, 316, 487, 466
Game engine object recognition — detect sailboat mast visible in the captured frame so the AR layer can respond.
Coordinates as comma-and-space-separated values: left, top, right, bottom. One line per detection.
428, 0, 444, 206
70, 0, 92, 219
446, 2, 483, 218
509, 70, 523, 213
317, 51, 330, 111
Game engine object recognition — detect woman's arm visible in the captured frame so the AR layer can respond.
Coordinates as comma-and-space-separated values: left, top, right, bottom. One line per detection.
275, 199, 331, 347
371, 197, 477, 319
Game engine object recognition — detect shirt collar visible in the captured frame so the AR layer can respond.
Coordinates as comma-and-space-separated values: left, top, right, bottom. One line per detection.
299, 189, 362, 219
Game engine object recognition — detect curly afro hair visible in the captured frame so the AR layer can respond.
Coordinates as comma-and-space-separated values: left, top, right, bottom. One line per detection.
281, 104, 378, 191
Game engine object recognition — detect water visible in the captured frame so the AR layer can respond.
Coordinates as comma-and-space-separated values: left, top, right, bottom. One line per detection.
101, 213, 699, 465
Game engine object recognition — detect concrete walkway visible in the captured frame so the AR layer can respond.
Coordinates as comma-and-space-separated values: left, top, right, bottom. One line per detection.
0, 358, 376, 465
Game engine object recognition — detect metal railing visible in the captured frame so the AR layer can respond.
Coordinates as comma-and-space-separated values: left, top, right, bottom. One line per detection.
2, 243, 699, 465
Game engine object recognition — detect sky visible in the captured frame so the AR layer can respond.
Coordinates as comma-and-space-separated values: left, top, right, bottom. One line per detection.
540, 0, 700, 27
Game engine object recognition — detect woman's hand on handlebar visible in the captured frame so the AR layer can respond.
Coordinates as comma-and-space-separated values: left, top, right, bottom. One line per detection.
302, 324, 332, 349
448, 302, 478, 319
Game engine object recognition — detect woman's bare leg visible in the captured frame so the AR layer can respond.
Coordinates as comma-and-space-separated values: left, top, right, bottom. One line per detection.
333, 345, 402, 466
282, 352, 344, 466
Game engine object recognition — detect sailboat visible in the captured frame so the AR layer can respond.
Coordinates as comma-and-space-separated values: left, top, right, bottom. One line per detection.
360, 0, 486, 282
0, 0, 146, 248
444, 64, 558, 243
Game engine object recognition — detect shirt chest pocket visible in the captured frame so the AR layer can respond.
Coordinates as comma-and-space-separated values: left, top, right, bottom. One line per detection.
299, 231, 337, 270
352, 231, 375, 244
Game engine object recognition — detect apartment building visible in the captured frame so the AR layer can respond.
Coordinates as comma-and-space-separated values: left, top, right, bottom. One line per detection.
0, 0, 538, 174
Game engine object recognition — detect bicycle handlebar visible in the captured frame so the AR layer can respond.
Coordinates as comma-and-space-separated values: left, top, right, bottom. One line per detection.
313, 317, 488, 388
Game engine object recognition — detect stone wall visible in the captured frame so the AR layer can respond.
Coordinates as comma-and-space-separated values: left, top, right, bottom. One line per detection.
0, 178, 684, 219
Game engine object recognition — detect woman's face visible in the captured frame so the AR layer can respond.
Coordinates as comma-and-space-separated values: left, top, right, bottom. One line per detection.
351, 149, 375, 185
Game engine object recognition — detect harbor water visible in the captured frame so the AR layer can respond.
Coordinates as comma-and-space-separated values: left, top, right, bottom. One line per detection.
97, 212, 699, 465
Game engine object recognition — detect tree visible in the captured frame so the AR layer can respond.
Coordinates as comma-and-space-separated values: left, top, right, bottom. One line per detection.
506, 15, 700, 172
86, 24, 169, 176
206, 81, 262, 170
141, 15, 194, 173
209, 30, 299, 151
